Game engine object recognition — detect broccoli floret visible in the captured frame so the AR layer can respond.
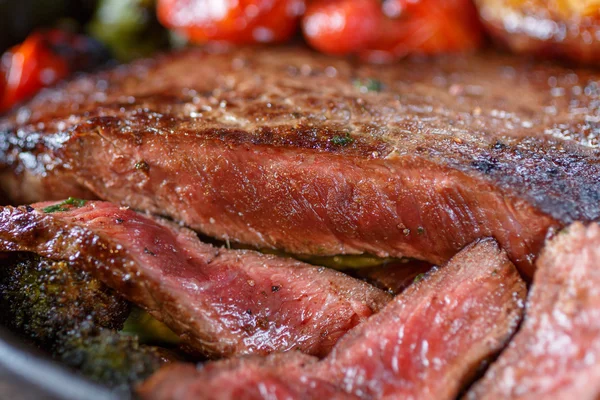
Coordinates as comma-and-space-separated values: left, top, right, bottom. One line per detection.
0, 253, 177, 393
88, 0, 169, 61
0, 253, 130, 345
57, 323, 174, 393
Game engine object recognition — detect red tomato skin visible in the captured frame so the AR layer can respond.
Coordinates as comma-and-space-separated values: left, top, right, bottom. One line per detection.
0, 32, 69, 113
360, 0, 484, 63
158, 0, 305, 44
302, 0, 380, 55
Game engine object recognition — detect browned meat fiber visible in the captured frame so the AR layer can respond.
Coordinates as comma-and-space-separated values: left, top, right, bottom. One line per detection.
468, 222, 600, 399
139, 238, 527, 400
0, 201, 389, 358
1, 47, 600, 276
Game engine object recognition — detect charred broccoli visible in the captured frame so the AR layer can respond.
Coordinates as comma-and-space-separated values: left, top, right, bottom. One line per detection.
0, 253, 130, 344
0, 253, 178, 393
57, 323, 174, 393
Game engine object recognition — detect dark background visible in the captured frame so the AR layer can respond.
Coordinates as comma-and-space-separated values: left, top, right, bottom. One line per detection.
0, 0, 97, 52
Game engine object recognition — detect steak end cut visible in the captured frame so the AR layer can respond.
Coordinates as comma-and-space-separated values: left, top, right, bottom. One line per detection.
468, 222, 600, 399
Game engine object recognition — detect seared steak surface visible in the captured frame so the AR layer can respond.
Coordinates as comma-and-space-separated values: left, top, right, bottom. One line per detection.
1, 46, 600, 275
0, 201, 389, 357
468, 222, 600, 399
139, 238, 526, 400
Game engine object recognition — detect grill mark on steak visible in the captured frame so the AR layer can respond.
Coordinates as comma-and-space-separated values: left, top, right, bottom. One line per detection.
0, 201, 390, 358
138, 238, 527, 400
1, 47, 600, 275
467, 222, 600, 399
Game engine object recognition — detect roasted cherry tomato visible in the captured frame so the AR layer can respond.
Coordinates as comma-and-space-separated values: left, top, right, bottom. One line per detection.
157, 0, 306, 44
301, 0, 483, 61
0, 30, 109, 113
302, 0, 380, 55
360, 0, 484, 63
0, 70, 5, 101
475, 0, 600, 64
0, 32, 69, 112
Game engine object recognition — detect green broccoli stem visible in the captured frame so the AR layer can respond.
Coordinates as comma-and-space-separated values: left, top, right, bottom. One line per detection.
121, 307, 180, 346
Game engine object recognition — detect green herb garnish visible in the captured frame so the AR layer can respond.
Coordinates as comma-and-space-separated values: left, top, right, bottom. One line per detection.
413, 273, 426, 283
43, 198, 88, 213
134, 160, 149, 171
331, 133, 354, 146
417, 227, 425, 235
353, 78, 383, 93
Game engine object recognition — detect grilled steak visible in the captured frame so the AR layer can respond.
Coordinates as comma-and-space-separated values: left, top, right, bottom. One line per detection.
467, 222, 600, 399
321, 238, 526, 399
139, 353, 355, 400
1, 47, 600, 275
0, 201, 390, 358
138, 238, 527, 400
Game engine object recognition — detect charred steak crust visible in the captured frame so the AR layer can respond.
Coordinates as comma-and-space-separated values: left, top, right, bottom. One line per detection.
0, 201, 390, 358
468, 222, 600, 399
1, 47, 600, 275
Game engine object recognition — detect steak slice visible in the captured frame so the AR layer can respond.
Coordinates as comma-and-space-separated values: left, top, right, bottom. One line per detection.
138, 238, 527, 400
467, 222, 600, 399
0, 200, 390, 358
2, 47, 600, 276
322, 238, 526, 399
139, 353, 355, 400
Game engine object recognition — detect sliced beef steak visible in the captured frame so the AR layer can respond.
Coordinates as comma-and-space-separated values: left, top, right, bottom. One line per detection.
322, 238, 526, 399
138, 238, 527, 400
139, 353, 355, 400
0, 201, 390, 358
2, 47, 600, 275
468, 222, 600, 399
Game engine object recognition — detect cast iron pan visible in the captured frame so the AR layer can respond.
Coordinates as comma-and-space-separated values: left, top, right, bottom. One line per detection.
0, 327, 117, 400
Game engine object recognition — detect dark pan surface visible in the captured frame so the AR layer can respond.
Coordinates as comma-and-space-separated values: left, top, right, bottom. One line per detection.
0, 327, 116, 400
